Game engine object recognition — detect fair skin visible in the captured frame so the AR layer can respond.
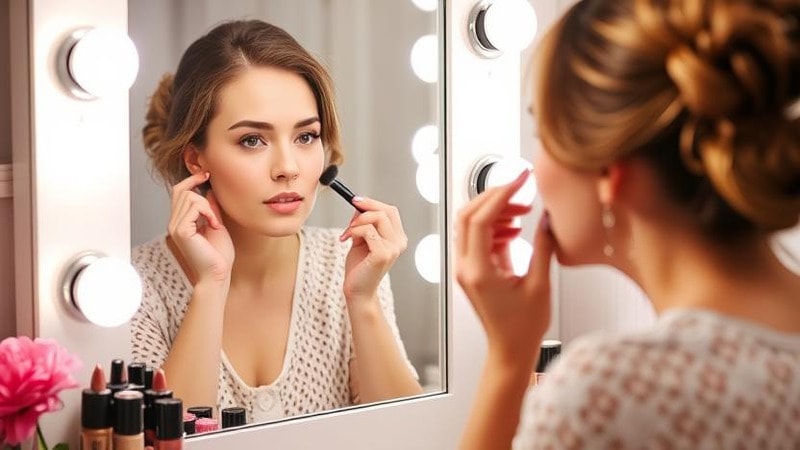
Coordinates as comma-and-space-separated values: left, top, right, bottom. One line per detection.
160, 66, 421, 412
457, 142, 800, 449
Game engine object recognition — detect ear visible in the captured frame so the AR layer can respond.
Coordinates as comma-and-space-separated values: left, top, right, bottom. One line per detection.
182, 144, 205, 175
596, 161, 628, 205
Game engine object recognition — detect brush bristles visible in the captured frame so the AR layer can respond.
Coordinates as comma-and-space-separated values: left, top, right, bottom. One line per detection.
319, 164, 339, 186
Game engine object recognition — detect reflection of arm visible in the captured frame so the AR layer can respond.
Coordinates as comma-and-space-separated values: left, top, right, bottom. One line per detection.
159, 279, 227, 413
348, 274, 422, 403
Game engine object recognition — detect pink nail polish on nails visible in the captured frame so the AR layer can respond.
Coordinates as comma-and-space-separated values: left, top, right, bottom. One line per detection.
352, 196, 364, 202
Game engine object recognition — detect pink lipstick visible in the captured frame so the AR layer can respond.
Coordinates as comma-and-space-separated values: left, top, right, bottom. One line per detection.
264, 192, 303, 214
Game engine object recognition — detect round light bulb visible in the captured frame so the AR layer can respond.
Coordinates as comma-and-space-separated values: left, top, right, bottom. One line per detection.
65, 28, 139, 98
416, 153, 440, 204
415, 234, 441, 283
470, 155, 536, 205
411, 0, 438, 12
411, 124, 439, 163
68, 255, 142, 327
410, 34, 438, 83
509, 238, 533, 276
470, 0, 538, 57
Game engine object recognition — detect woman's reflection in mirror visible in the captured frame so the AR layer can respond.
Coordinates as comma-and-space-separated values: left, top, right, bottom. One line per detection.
130, 20, 422, 424
457, 0, 800, 448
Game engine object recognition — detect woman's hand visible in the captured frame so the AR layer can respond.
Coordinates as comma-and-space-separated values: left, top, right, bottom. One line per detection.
456, 170, 556, 365
167, 172, 234, 284
340, 197, 408, 303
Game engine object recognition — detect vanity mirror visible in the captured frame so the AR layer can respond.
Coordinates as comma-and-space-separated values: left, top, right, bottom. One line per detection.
126, 0, 444, 433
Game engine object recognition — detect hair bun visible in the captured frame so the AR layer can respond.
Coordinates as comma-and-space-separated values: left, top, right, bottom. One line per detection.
142, 74, 174, 155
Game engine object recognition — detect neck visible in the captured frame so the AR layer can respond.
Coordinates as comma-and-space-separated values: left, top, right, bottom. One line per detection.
227, 225, 300, 288
618, 218, 800, 332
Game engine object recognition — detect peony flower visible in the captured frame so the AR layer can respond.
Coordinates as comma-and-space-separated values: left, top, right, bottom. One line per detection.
0, 336, 81, 446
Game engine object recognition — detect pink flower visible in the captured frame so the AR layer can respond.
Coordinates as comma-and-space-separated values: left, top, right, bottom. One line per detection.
0, 336, 81, 446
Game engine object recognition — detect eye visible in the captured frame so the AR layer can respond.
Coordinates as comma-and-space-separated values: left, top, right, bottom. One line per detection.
296, 132, 320, 145
240, 134, 266, 149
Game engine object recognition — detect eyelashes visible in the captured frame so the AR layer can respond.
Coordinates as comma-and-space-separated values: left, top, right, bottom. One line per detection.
238, 131, 321, 150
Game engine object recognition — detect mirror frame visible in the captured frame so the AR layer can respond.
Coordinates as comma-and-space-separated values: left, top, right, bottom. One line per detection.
12, 0, 529, 446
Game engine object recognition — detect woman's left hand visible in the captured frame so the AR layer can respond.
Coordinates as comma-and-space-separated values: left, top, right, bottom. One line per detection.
340, 197, 408, 303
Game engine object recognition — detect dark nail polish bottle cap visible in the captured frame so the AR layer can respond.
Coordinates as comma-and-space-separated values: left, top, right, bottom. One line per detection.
128, 363, 146, 386
114, 390, 144, 435
144, 367, 154, 390
536, 340, 562, 373
154, 398, 184, 440
186, 406, 213, 419
108, 359, 128, 393
221, 407, 246, 428
183, 413, 197, 435
144, 389, 174, 429
81, 388, 113, 429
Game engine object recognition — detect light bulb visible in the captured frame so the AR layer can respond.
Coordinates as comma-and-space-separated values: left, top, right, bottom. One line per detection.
411, 0, 438, 12
410, 34, 438, 83
63, 27, 139, 99
415, 234, 441, 283
469, 0, 538, 57
411, 124, 439, 163
470, 155, 536, 205
64, 254, 142, 327
416, 153, 440, 204
509, 238, 533, 276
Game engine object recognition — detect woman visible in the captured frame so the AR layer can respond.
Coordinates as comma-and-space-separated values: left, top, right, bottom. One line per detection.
131, 20, 421, 423
458, 0, 800, 448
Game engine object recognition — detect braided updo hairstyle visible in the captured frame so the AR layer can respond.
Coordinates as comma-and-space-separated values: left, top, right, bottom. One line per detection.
142, 20, 343, 187
536, 0, 800, 236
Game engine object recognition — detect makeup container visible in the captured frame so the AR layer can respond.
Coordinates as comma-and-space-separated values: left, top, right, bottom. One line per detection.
107, 359, 128, 394
154, 398, 184, 450
80, 364, 113, 450
144, 369, 173, 446
531, 340, 562, 386
127, 362, 147, 392
183, 413, 197, 436
113, 390, 144, 450
186, 406, 213, 420
144, 367, 154, 390
221, 407, 246, 428
194, 418, 219, 433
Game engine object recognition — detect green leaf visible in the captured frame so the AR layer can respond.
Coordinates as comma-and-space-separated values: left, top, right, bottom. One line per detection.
52, 445, 70, 450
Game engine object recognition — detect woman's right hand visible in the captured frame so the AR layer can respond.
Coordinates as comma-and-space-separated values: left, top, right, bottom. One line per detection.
167, 172, 234, 284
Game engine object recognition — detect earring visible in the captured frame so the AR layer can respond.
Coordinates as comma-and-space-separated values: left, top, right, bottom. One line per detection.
602, 204, 615, 257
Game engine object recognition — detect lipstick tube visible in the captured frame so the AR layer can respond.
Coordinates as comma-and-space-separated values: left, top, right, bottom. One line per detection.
113, 390, 144, 450
154, 398, 184, 450
81, 364, 113, 450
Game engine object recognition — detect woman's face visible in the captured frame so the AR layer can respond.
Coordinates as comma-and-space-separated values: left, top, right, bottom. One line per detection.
533, 145, 606, 266
195, 66, 326, 237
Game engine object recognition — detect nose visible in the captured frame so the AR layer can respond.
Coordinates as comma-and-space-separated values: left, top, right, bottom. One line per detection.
270, 143, 300, 182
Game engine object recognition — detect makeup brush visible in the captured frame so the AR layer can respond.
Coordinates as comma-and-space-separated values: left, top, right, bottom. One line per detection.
319, 165, 365, 213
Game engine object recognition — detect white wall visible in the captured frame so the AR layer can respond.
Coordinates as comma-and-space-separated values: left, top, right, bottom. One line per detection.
1, 0, 16, 340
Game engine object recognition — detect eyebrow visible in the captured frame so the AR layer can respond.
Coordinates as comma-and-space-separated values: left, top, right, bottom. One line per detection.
227, 117, 320, 131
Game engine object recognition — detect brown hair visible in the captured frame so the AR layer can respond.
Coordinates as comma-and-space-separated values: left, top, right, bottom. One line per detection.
535, 0, 800, 235
142, 20, 343, 186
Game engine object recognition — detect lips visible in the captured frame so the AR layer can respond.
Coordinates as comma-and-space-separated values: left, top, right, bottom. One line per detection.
265, 192, 303, 204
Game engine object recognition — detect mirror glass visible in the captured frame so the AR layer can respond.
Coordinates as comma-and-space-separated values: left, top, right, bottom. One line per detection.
127, 0, 443, 434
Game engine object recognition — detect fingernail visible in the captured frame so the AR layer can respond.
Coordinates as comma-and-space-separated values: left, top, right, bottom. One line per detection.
204, 172, 210, 179
352, 196, 364, 203
541, 212, 551, 232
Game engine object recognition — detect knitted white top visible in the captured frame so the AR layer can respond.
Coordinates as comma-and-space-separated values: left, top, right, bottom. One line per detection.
130, 226, 415, 423
513, 308, 800, 449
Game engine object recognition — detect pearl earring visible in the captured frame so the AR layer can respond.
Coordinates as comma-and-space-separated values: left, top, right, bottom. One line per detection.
602, 204, 615, 257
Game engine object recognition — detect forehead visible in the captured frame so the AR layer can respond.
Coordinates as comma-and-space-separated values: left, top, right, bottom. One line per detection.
214, 66, 318, 123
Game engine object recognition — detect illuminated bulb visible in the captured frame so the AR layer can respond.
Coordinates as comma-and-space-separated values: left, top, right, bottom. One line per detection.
416, 153, 440, 204
471, 155, 536, 205
415, 234, 441, 283
63, 28, 139, 99
509, 238, 533, 276
412, 0, 438, 11
469, 0, 538, 57
410, 34, 438, 83
65, 254, 142, 327
411, 124, 439, 163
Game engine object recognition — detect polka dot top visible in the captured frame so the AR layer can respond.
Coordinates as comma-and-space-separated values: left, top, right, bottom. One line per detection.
513, 308, 800, 449
130, 226, 415, 423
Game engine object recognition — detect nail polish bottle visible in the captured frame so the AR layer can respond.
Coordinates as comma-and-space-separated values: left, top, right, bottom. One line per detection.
113, 390, 144, 450
154, 398, 184, 450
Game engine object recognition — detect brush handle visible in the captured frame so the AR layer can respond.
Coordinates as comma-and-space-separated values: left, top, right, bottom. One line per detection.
330, 180, 366, 213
